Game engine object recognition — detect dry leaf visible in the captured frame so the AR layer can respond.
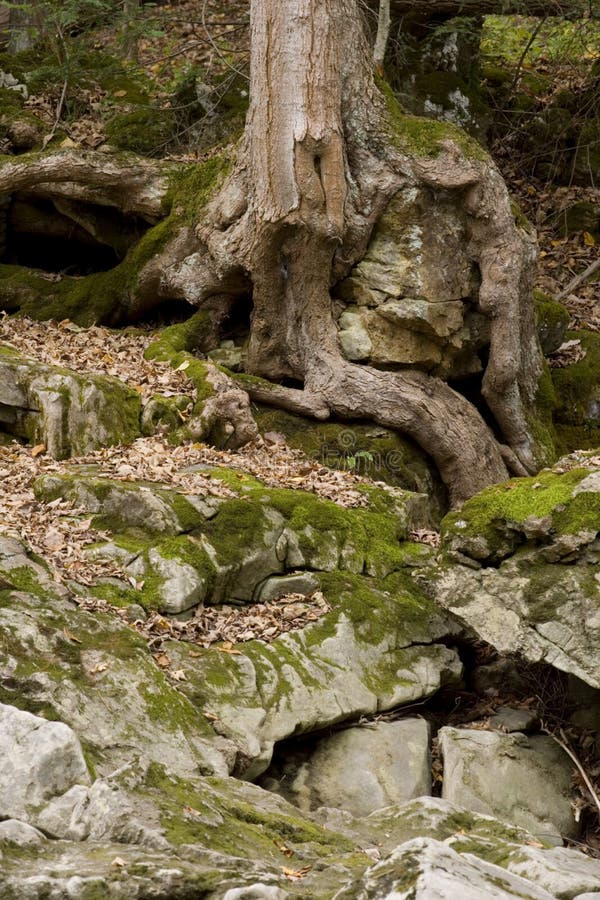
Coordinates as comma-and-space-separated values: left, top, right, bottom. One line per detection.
63, 627, 82, 644
273, 838, 293, 858
31, 443, 46, 457
282, 865, 312, 880
171, 669, 186, 681
155, 652, 171, 668
90, 662, 108, 674
215, 642, 242, 655
111, 856, 127, 867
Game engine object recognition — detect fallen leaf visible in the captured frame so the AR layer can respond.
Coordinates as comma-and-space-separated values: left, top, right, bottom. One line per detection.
90, 662, 108, 674
282, 865, 312, 880
171, 669, 186, 681
63, 627, 82, 644
215, 642, 242, 655
31, 443, 46, 457
273, 838, 293, 857
111, 856, 127, 867
155, 652, 171, 668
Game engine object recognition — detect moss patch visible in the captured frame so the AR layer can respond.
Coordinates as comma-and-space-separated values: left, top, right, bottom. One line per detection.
442, 466, 599, 560
379, 77, 487, 161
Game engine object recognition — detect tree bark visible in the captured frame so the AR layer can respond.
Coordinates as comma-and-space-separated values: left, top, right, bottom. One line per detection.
191, 0, 542, 505
0, 0, 550, 505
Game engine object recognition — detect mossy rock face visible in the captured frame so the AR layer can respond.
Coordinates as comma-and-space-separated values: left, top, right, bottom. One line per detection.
34, 464, 434, 614
166, 567, 462, 778
431, 460, 600, 689
441, 465, 600, 563
0, 541, 228, 780
552, 330, 600, 453
254, 406, 447, 521
106, 107, 177, 155
555, 200, 600, 238
0, 347, 141, 457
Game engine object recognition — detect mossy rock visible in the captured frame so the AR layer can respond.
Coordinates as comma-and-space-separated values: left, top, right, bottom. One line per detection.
552, 329, 600, 429
255, 406, 446, 515
379, 79, 488, 161
0, 347, 141, 457
441, 465, 600, 563
555, 201, 600, 237
533, 290, 570, 355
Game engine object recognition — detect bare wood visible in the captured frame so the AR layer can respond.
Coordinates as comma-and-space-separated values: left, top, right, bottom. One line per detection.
0, 149, 172, 220
557, 257, 600, 301
373, 0, 391, 73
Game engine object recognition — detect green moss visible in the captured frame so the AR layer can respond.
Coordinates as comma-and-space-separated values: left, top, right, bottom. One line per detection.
552, 330, 600, 430
534, 289, 570, 355
144, 762, 354, 861
252, 406, 446, 516
144, 309, 212, 360
106, 107, 176, 155
0, 152, 228, 325
378, 77, 487, 161
442, 466, 599, 558
0, 565, 45, 597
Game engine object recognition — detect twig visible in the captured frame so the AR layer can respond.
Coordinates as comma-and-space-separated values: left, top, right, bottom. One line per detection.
557, 257, 600, 301
508, 15, 548, 98
542, 725, 600, 820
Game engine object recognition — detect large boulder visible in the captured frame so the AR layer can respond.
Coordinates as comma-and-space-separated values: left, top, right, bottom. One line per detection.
35, 467, 434, 615
0, 703, 90, 824
260, 719, 431, 816
439, 727, 577, 844
0, 345, 141, 457
432, 459, 600, 687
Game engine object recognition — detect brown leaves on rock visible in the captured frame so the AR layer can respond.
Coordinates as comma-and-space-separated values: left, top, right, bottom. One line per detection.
143, 591, 331, 655
0, 315, 194, 403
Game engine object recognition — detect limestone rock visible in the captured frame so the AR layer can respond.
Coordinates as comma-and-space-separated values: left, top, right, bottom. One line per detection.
0, 703, 90, 823
336, 837, 555, 899
223, 887, 290, 900
167, 571, 462, 777
0, 348, 140, 458
254, 572, 320, 602
261, 719, 431, 816
435, 464, 600, 687
0, 820, 46, 848
0, 588, 231, 780
37, 780, 168, 849
439, 727, 577, 843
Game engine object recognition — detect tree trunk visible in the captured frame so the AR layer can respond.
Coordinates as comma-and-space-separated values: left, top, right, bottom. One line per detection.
189, 0, 546, 505
0, 0, 551, 506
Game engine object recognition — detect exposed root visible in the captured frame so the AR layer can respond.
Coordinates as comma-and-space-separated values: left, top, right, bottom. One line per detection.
0, 148, 171, 220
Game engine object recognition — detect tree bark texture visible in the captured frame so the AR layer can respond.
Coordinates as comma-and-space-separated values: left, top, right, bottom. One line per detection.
0, 0, 550, 506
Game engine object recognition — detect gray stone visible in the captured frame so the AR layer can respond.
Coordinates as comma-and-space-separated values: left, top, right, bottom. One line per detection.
336, 837, 555, 899
0, 703, 90, 823
0, 352, 140, 458
435, 464, 600, 689
337, 309, 372, 361
148, 547, 209, 614
0, 820, 45, 847
254, 572, 319, 602
440, 727, 577, 843
489, 707, 540, 733
208, 345, 243, 372
263, 719, 431, 816
37, 780, 168, 849
167, 579, 462, 778
223, 887, 290, 900
505, 845, 600, 898
0, 589, 231, 781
